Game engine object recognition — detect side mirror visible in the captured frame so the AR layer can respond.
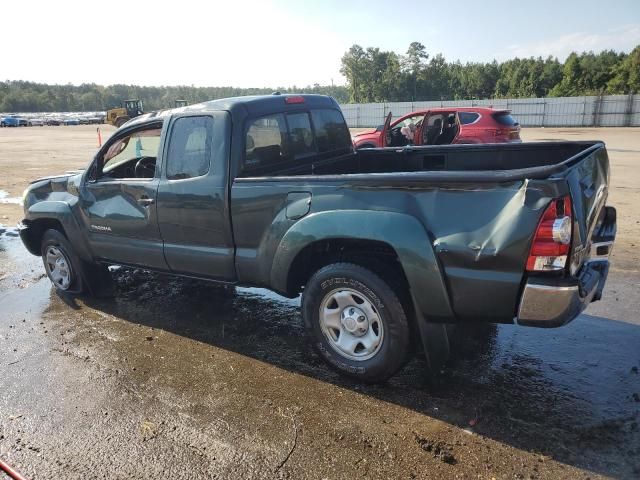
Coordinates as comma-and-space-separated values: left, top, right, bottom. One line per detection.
375, 124, 384, 132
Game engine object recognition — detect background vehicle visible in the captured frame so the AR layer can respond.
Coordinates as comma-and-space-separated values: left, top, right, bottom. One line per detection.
20, 95, 615, 383
1, 115, 27, 127
175, 99, 188, 108
106, 99, 144, 127
28, 118, 45, 126
63, 118, 80, 126
352, 107, 521, 149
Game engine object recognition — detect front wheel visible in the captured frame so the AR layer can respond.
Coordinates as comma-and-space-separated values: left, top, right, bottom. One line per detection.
41, 229, 86, 293
302, 263, 411, 383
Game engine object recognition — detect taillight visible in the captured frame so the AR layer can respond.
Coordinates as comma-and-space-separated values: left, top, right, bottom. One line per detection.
526, 196, 572, 271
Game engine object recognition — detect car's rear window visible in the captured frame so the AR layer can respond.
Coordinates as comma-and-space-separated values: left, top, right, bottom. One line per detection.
241, 108, 351, 177
458, 112, 480, 125
492, 113, 519, 126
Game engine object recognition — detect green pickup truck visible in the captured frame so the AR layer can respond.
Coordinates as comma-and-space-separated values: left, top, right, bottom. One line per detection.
19, 94, 616, 382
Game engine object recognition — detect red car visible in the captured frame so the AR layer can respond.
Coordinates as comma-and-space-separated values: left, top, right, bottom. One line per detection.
352, 107, 521, 149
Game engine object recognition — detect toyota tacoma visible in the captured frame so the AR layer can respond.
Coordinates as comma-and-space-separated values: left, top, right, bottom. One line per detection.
19, 94, 616, 382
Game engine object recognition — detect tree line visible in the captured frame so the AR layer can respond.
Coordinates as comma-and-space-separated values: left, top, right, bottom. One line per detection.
0, 83, 350, 113
1, 43, 638, 112
340, 42, 640, 103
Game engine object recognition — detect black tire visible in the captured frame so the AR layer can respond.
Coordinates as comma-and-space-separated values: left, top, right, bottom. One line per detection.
115, 117, 129, 128
302, 263, 411, 383
41, 229, 87, 294
40, 229, 113, 296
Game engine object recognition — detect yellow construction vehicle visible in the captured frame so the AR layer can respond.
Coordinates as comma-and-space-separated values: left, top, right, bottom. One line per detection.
106, 99, 144, 127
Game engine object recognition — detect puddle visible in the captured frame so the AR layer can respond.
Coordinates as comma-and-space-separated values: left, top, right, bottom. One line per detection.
0, 230, 638, 477
0, 190, 22, 205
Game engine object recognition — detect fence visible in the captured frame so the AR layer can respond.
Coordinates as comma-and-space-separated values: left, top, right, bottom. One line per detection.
339, 94, 640, 128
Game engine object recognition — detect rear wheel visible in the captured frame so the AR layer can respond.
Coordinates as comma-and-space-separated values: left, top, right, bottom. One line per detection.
302, 263, 411, 383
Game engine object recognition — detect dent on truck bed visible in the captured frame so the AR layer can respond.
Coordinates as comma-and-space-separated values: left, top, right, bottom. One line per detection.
258, 174, 563, 326
424, 178, 562, 322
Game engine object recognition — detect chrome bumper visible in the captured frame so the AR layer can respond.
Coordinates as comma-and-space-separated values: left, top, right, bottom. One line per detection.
517, 205, 615, 328
517, 260, 609, 328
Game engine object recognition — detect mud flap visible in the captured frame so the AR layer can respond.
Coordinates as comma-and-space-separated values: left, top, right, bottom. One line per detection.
81, 261, 115, 297
418, 322, 451, 374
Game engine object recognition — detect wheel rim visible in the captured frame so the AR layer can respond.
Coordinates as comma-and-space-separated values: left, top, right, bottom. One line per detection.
319, 287, 384, 361
44, 245, 72, 290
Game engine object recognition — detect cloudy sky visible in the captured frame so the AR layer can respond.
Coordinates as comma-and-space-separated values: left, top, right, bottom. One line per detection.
3, 0, 639, 88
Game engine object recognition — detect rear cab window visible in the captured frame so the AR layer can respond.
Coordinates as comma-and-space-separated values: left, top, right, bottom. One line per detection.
241, 108, 351, 177
311, 109, 353, 153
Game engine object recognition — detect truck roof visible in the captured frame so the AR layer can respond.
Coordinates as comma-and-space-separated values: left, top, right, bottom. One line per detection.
126, 94, 340, 128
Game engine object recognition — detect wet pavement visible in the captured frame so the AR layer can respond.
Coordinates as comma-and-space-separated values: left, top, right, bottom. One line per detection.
1, 228, 639, 479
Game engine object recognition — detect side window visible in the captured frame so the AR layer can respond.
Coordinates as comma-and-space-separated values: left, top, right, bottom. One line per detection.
245, 113, 288, 171
101, 126, 162, 179
286, 112, 316, 159
166, 116, 213, 180
397, 114, 424, 129
311, 109, 351, 153
458, 112, 480, 125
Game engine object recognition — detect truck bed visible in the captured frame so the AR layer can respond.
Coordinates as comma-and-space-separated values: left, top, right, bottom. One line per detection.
269, 141, 603, 182
234, 140, 611, 325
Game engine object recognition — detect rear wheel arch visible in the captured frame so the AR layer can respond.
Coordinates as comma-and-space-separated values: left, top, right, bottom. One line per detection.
287, 238, 421, 350
286, 237, 410, 296
272, 210, 453, 319
272, 210, 455, 363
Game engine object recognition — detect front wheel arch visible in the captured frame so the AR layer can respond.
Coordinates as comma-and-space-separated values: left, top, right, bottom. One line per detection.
21, 218, 66, 256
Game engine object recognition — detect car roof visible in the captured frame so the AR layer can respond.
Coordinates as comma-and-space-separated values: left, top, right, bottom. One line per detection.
403, 107, 510, 115
126, 94, 340, 128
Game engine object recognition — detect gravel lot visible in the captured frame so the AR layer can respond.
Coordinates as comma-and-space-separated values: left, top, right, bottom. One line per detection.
0, 125, 639, 479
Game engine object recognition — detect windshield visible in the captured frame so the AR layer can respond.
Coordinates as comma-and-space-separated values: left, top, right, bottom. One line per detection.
103, 128, 162, 172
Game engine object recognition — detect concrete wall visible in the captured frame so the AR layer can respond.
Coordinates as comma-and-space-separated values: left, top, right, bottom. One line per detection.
339, 94, 640, 128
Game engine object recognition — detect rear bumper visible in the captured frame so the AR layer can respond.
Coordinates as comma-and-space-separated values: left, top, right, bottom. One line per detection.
517, 261, 609, 327
517, 206, 616, 328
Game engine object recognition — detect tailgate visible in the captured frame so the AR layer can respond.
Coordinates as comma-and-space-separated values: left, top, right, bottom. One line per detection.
564, 144, 612, 272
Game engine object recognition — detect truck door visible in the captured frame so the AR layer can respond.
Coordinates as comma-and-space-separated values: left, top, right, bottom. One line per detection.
81, 122, 167, 270
413, 112, 429, 146
156, 112, 236, 281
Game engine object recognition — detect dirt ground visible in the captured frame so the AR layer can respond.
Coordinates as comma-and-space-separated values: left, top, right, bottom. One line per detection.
0, 125, 639, 479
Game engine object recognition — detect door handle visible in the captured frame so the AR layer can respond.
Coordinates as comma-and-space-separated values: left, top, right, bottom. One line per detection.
138, 197, 155, 206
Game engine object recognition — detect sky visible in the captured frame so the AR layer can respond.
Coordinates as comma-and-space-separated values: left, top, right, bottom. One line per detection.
2, 0, 639, 88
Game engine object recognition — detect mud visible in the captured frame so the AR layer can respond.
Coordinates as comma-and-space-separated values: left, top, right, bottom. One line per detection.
1, 227, 639, 479
1, 127, 640, 479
